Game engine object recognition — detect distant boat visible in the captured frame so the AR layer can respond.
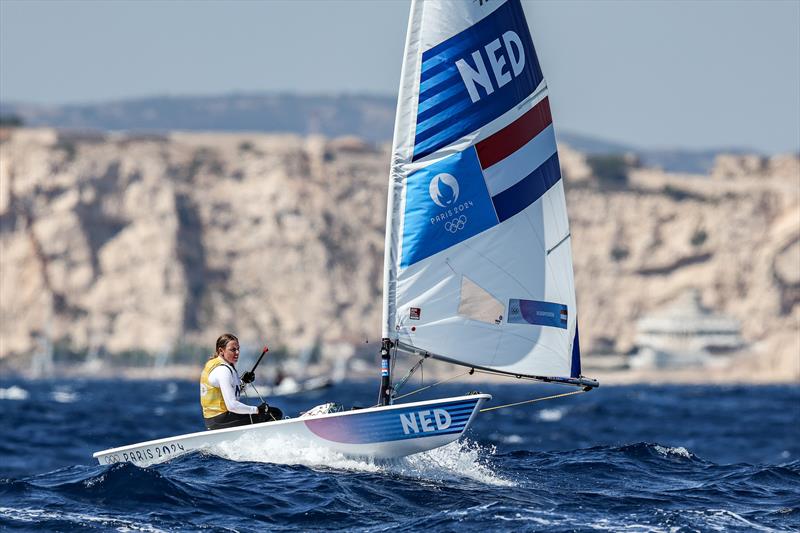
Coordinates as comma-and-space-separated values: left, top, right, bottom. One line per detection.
93, 0, 596, 467
630, 289, 744, 369
258, 375, 333, 397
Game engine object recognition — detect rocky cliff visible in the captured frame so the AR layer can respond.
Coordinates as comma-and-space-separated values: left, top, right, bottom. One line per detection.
1, 128, 798, 380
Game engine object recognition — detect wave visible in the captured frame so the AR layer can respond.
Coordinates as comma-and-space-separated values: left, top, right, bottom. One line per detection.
2, 440, 797, 532
1, 464, 197, 507
616, 442, 701, 461
0, 506, 167, 532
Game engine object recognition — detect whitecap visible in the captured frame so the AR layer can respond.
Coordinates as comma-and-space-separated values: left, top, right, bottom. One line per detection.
500, 434, 524, 444
682, 509, 779, 532
158, 382, 179, 402
653, 445, 693, 459
537, 407, 566, 422
586, 517, 672, 532
52, 390, 79, 403
494, 511, 555, 525
0, 386, 29, 400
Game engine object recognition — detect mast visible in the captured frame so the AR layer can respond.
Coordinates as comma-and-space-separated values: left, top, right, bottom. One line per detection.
379, 0, 424, 405
377, 338, 393, 406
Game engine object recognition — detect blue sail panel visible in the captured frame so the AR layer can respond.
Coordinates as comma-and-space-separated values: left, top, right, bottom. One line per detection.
413, 0, 544, 161
401, 148, 498, 267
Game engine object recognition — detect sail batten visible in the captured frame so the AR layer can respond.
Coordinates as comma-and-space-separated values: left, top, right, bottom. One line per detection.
384, 0, 587, 381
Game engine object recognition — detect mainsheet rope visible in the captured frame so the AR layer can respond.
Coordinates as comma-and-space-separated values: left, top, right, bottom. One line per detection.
478, 388, 588, 412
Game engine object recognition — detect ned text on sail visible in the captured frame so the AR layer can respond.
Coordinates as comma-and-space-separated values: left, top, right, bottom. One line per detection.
455, 30, 525, 103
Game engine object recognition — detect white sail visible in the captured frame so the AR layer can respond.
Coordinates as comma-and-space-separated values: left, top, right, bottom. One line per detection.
383, 0, 582, 381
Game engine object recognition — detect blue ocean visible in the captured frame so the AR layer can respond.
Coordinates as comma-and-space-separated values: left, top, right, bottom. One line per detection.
0, 379, 798, 532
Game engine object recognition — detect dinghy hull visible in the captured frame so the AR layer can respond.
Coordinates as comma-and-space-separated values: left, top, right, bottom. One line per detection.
93, 394, 490, 467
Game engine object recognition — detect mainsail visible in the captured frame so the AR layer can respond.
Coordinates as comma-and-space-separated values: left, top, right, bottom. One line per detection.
382, 0, 587, 384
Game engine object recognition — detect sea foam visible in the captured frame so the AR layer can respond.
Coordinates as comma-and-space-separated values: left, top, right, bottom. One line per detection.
208, 432, 514, 487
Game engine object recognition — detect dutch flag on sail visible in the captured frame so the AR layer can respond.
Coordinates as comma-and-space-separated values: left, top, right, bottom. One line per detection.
477, 96, 561, 223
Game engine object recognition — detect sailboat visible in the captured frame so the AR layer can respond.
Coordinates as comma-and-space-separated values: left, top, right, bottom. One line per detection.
93, 0, 596, 468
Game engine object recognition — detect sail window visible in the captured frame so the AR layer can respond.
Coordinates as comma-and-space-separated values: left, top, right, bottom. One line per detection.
457, 276, 504, 325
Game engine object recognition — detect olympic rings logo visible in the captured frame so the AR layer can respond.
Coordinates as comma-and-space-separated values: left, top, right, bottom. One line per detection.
445, 215, 467, 233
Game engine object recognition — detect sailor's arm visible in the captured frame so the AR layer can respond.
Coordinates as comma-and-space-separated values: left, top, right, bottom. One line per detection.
208, 367, 258, 415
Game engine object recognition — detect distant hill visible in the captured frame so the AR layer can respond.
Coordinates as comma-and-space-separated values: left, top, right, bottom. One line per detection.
0, 93, 396, 143
0, 93, 757, 174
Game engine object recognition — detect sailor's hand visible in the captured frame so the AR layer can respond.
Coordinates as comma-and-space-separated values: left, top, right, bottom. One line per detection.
241, 371, 255, 384
257, 402, 268, 416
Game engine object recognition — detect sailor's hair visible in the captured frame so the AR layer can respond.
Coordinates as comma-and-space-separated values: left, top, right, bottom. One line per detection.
213, 333, 239, 358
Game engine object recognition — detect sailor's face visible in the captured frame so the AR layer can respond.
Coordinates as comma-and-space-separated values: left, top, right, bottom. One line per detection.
220, 341, 240, 365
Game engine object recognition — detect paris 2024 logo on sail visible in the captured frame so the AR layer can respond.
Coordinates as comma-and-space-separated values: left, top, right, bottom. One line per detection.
429, 173, 459, 208
429, 173, 468, 234
401, 149, 499, 268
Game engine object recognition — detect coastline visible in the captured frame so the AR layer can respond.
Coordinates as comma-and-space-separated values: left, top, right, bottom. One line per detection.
1, 359, 797, 386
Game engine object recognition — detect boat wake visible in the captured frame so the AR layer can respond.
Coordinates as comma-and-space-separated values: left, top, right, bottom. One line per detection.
208, 433, 514, 487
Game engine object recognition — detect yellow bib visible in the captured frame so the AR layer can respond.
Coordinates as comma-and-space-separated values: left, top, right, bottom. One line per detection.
200, 357, 233, 419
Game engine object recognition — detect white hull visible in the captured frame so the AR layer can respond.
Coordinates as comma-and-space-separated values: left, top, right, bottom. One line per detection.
93, 394, 491, 467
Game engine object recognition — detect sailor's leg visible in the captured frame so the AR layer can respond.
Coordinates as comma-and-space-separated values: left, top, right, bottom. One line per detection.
266, 406, 283, 421
205, 412, 259, 430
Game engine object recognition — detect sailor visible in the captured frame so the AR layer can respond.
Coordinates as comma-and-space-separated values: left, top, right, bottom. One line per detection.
200, 333, 283, 430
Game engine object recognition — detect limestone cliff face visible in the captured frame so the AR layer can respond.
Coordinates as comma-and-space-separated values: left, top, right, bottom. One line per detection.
567, 156, 799, 379
0, 129, 386, 360
0, 128, 798, 380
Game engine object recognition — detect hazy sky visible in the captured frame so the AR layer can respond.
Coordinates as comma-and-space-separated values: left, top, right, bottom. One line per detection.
1, 0, 798, 153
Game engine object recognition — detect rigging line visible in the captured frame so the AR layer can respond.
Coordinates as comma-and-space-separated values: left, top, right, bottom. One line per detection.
393, 356, 427, 395
242, 383, 264, 424
479, 389, 588, 413
249, 382, 266, 403
376, 369, 472, 406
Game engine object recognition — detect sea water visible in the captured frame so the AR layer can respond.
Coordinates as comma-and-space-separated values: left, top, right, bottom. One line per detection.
0, 379, 798, 531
